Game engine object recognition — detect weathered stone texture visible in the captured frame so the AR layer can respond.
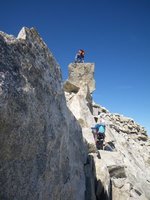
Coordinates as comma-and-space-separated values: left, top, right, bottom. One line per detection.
64, 62, 150, 199
0, 27, 86, 200
68, 63, 95, 93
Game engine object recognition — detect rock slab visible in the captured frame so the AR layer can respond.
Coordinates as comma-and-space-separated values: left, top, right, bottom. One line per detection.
0, 27, 86, 200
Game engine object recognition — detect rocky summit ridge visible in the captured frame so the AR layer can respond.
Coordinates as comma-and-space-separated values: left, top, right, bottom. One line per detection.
0, 27, 150, 200
64, 63, 150, 200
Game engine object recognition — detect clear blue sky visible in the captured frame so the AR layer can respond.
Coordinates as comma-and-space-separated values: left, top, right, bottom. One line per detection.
0, 0, 150, 134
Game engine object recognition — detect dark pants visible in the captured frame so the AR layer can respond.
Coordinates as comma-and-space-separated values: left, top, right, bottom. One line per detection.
75, 55, 84, 63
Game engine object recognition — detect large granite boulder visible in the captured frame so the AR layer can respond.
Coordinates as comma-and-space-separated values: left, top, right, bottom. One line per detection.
0, 27, 87, 200
65, 85, 95, 128
68, 63, 95, 94
64, 63, 95, 129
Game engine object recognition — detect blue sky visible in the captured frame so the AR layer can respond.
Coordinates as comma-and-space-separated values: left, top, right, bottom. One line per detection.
0, 0, 150, 134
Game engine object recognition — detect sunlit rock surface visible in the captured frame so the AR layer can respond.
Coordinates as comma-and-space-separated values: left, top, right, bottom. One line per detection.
0, 27, 87, 200
64, 62, 150, 200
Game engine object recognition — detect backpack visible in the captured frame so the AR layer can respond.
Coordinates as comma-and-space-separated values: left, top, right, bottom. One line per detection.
98, 124, 105, 134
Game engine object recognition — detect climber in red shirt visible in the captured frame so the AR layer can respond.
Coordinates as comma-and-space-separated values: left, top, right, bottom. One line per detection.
74, 49, 85, 63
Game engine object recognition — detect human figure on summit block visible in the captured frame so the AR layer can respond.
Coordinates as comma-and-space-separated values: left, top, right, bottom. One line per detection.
74, 49, 85, 63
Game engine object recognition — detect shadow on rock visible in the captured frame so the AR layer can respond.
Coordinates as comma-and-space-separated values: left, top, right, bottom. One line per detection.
84, 154, 111, 200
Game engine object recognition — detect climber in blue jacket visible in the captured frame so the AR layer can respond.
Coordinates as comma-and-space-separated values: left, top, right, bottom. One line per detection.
91, 119, 106, 145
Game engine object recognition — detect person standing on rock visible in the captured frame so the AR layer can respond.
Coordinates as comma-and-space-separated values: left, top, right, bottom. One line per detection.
74, 49, 85, 63
91, 119, 106, 150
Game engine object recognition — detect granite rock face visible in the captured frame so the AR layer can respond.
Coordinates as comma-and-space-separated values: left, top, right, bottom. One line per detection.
65, 85, 94, 128
64, 63, 95, 128
90, 104, 150, 200
0, 28, 86, 200
64, 63, 150, 200
68, 63, 95, 93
